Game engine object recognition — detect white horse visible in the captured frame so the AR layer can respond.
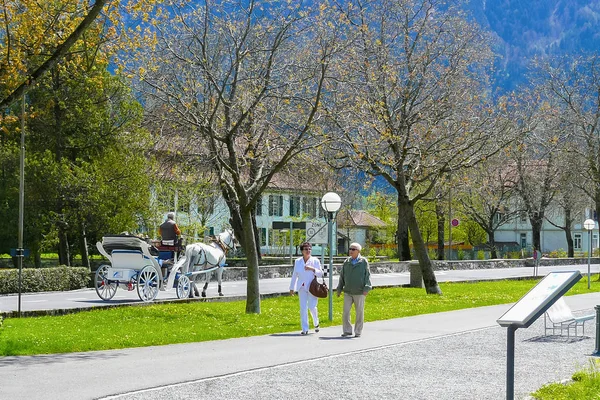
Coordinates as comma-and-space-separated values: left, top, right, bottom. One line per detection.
180, 229, 236, 297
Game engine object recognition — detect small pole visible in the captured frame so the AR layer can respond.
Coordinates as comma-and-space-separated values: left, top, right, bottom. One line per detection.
594, 306, 600, 356
506, 325, 516, 400
589, 230, 592, 290
17, 93, 26, 317
289, 222, 293, 266
328, 214, 334, 322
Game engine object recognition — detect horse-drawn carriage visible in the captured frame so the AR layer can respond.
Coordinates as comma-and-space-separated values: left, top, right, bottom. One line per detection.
94, 230, 235, 302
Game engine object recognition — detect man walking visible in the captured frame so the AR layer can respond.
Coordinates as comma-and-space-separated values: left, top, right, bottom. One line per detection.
336, 242, 371, 338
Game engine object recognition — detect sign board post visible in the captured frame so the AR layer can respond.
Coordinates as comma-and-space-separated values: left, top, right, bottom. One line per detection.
497, 271, 582, 400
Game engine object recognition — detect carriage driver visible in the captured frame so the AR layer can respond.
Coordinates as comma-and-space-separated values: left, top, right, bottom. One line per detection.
159, 212, 181, 246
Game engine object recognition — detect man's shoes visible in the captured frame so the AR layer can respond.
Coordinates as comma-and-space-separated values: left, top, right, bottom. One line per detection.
341, 332, 352, 337
300, 331, 308, 335
354, 333, 361, 338
315, 325, 320, 333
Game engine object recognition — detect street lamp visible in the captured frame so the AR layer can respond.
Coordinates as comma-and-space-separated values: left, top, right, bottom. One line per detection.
584, 218, 595, 289
321, 192, 342, 321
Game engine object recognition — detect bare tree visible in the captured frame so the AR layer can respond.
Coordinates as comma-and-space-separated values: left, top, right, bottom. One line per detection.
507, 95, 565, 253
535, 54, 600, 229
455, 153, 519, 259
128, 0, 341, 313
327, 0, 505, 294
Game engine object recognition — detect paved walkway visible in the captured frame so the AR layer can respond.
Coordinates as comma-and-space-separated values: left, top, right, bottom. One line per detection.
1, 291, 599, 399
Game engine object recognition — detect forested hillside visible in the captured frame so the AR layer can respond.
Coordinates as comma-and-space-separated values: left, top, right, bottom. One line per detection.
467, 0, 600, 90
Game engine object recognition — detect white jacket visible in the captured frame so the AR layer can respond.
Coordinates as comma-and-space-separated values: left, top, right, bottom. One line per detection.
289, 256, 323, 292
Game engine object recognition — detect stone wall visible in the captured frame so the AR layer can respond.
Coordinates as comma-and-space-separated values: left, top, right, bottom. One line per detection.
213, 257, 599, 282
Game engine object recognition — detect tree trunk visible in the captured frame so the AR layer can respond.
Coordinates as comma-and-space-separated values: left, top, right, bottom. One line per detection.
79, 221, 90, 270
530, 215, 543, 252
399, 198, 441, 294
564, 207, 574, 258
224, 191, 261, 261
251, 212, 262, 261
58, 221, 70, 266
240, 208, 261, 314
435, 201, 445, 260
487, 229, 498, 259
396, 194, 411, 260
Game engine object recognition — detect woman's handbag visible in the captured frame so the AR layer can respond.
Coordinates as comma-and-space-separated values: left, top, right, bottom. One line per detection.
309, 276, 328, 298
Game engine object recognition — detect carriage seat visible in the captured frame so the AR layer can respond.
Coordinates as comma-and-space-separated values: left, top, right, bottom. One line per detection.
110, 249, 151, 271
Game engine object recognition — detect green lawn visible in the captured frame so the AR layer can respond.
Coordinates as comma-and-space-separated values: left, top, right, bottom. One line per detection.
0, 278, 599, 356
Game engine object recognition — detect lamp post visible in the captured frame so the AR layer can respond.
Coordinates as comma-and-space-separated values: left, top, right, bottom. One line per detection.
584, 218, 595, 289
321, 192, 341, 321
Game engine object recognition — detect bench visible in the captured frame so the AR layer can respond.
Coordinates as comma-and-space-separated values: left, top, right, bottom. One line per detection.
544, 297, 595, 338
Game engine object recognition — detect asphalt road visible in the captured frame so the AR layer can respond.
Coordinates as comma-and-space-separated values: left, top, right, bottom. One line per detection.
1, 263, 599, 314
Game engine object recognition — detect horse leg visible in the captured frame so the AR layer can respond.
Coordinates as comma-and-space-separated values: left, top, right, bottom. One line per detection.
217, 266, 224, 296
189, 281, 196, 298
193, 278, 200, 297
201, 271, 209, 297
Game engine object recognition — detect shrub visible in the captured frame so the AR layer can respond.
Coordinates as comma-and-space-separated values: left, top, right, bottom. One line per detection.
427, 249, 437, 260
381, 247, 397, 259
0, 266, 90, 295
368, 248, 377, 262
477, 250, 485, 260
548, 248, 568, 258
457, 249, 465, 260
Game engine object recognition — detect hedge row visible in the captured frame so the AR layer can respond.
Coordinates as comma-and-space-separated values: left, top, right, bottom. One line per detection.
0, 266, 90, 295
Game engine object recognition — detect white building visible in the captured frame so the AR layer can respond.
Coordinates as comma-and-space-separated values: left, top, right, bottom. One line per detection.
493, 208, 599, 255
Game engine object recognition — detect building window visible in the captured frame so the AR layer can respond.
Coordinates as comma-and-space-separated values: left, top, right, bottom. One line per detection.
255, 196, 263, 216
520, 233, 527, 248
574, 233, 582, 250
269, 195, 283, 216
260, 228, 267, 246
318, 199, 325, 218
303, 197, 317, 218
520, 212, 527, 223
493, 212, 503, 225
290, 196, 301, 217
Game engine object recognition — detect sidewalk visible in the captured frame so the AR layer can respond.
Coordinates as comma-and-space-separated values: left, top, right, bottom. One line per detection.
1, 292, 599, 400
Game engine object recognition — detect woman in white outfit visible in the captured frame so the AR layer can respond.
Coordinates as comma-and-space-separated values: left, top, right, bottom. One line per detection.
289, 242, 322, 335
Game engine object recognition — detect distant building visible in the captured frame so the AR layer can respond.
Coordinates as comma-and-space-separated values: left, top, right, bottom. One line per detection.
493, 207, 599, 255
337, 210, 387, 252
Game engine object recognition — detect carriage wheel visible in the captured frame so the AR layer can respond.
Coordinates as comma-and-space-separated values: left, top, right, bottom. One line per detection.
176, 274, 191, 299
137, 265, 159, 302
95, 264, 117, 301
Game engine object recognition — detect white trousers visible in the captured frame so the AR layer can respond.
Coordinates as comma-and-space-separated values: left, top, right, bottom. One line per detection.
298, 290, 319, 332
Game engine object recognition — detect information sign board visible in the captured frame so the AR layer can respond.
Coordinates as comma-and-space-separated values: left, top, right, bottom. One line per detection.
306, 221, 328, 244
497, 271, 582, 328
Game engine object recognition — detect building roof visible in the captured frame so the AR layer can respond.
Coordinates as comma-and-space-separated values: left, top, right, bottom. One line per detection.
338, 210, 387, 228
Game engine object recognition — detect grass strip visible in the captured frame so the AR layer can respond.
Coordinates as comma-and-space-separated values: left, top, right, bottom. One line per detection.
1, 278, 599, 356
532, 359, 600, 399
